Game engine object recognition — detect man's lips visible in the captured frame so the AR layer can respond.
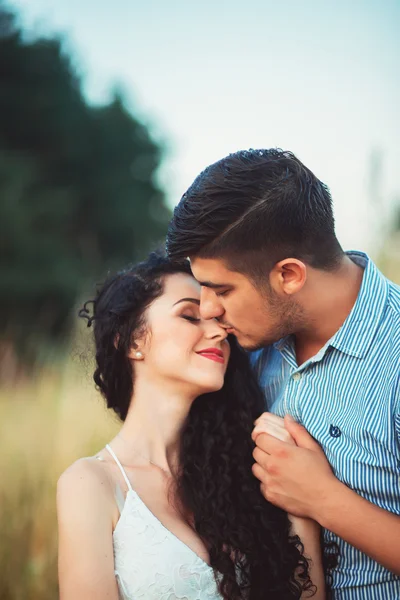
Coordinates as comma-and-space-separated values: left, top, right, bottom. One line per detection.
222, 326, 235, 334
196, 347, 225, 364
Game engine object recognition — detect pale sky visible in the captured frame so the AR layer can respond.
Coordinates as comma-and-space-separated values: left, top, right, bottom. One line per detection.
9, 0, 400, 255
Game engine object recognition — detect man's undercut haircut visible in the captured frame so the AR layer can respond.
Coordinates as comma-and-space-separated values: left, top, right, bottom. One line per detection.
167, 148, 343, 282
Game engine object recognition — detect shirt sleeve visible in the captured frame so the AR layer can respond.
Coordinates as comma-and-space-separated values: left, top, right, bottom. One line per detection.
394, 373, 400, 451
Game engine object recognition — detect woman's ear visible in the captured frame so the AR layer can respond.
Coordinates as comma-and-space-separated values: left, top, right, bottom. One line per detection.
114, 334, 144, 360
127, 343, 145, 361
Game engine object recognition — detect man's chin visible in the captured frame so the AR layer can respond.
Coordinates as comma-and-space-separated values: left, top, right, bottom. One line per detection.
231, 332, 268, 352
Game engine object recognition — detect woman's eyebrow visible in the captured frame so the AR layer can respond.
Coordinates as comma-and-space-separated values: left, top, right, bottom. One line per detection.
173, 297, 201, 306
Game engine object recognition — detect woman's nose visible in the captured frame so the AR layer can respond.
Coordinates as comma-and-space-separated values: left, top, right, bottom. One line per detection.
203, 318, 228, 341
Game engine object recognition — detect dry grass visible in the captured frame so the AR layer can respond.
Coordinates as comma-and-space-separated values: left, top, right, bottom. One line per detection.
0, 355, 118, 600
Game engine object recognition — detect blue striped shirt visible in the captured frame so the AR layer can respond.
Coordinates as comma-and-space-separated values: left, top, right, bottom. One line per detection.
250, 252, 400, 600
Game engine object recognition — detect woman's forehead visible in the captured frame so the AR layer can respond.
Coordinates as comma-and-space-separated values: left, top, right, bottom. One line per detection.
162, 272, 201, 303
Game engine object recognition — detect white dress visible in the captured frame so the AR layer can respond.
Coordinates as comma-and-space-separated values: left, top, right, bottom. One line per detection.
104, 445, 223, 600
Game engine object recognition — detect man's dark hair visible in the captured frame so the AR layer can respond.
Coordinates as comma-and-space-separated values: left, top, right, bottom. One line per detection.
167, 148, 343, 281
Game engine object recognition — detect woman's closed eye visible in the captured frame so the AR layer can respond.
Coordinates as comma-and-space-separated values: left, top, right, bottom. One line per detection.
181, 315, 201, 323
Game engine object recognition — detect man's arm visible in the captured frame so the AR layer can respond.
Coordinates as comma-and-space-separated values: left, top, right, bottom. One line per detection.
252, 415, 400, 575
316, 477, 400, 575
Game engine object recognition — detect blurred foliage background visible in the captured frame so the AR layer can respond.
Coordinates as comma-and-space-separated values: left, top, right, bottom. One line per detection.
0, 1, 399, 599
0, 3, 169, 598
0, 3, 169, 375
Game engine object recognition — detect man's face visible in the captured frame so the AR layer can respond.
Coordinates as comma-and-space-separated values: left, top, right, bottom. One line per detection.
190, 257, 302, 350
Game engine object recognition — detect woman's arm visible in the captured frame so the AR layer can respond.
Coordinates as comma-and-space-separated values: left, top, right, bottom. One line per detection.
57, 458, 120, 600
253, 414, 325, 598
289, 516, 325, 599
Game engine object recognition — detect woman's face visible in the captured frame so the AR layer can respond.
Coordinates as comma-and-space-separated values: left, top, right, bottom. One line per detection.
136, 273, 230, 396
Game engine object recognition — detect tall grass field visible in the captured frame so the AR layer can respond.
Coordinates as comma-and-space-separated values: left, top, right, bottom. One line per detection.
0, 355, 118, 600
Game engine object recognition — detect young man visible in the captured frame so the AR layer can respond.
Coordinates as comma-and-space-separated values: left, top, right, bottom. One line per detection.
167, 149, 400, 599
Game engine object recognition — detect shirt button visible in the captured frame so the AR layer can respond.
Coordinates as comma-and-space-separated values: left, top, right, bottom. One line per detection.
292, 372, 302, 381
329, 425, 342, 438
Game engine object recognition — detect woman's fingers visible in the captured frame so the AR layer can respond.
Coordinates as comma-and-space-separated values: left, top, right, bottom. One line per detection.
254, 412, 286, 428
253, 423, 296, 445
252, 412, 296, 445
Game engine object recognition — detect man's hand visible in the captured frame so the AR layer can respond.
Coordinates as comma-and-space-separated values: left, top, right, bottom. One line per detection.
252, 414, 400, 574
252, 414, 339, 520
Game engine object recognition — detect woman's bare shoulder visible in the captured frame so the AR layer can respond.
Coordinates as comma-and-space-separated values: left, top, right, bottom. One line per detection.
57, 455, 120, 600
57, 454, 114, 514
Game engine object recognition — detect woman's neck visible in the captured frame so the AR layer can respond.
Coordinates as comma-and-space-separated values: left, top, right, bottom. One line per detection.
110, 377, 195, 473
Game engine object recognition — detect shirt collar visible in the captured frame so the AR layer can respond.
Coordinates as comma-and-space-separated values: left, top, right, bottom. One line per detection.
329, 251, 388, 358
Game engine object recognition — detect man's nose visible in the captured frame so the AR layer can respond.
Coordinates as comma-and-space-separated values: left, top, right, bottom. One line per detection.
199, 287, 225, 321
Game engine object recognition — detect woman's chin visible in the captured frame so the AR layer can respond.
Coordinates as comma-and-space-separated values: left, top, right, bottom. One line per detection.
194, 376, 225, 395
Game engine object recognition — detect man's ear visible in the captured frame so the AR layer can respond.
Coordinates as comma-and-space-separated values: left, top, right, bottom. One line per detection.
270, 258, 307, 295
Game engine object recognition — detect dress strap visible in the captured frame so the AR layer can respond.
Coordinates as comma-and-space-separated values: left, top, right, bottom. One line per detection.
105, 444, 133, 492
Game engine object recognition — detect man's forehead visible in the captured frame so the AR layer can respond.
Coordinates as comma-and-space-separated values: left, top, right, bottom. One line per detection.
191, 256, 230, 274
190, 257, 245, 285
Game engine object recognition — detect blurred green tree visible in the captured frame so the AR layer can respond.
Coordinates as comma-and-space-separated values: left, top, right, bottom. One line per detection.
0, 4, 170, 370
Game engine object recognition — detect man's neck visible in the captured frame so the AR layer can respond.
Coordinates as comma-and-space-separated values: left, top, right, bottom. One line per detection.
294, 255, 365, 366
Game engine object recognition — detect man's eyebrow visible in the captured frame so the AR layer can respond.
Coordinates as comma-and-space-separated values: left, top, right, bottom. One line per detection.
197, 281, 229, 289
173, 297, 200, 306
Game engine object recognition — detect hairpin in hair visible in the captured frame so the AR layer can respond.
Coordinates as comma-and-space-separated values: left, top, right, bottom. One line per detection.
78, 300, 96, 327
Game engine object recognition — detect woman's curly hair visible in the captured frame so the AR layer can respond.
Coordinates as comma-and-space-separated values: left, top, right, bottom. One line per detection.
80, 250, 325, 600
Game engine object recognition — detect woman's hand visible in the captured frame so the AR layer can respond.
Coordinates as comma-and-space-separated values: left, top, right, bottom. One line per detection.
252, 412, 296, 445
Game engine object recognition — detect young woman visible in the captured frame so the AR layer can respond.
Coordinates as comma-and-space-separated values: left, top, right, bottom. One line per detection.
57, 252, 325, 600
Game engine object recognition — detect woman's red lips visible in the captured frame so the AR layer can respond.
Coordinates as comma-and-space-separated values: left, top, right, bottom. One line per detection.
196, 348, 225, 363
